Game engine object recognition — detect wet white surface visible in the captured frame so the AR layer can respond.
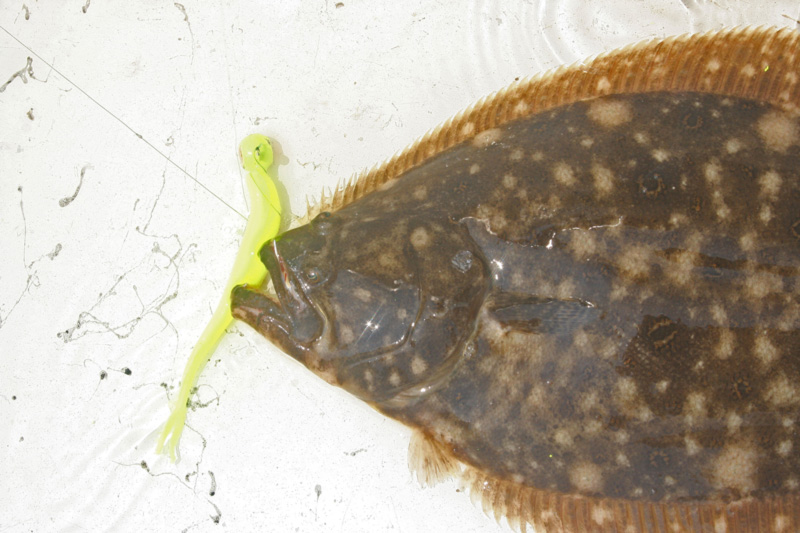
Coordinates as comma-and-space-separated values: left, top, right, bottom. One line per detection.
1, 1, 798, 532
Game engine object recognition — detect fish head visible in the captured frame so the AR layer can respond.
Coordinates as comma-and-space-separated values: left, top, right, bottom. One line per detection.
232, 209, 490, 402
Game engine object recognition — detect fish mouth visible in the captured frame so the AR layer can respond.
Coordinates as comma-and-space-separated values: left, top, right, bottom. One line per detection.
231, 239, 323, 354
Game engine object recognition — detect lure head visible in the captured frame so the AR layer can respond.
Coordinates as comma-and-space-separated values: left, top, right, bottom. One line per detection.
232, 207, 490, 403
238, 134, 274, 171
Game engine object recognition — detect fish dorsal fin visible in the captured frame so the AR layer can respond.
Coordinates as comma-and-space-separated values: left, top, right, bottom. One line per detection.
302, 26, 799, 221
408, 428, 800, 532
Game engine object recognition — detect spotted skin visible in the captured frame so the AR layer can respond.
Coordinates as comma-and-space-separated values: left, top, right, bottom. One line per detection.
388, 92, 800, 503
231, 28, 800, 532
234, 90, 799, 502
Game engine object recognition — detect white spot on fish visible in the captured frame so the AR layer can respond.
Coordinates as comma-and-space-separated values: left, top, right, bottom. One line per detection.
513, 100, 529, 115
569, 461, 604, 493
704, 160, 723, 186
710, 304, 727, 325
636, 406, 654, 422
579, 390, 599, 414
354, 288, 372, 302
775, 515, 791, 532
609, 280, 628, 302
554, 427, 574, 447
683, 392, 707, 423
569, 230, 597, 259
588, 99, 633, 128
725, 137, 743, 153
469, 163, 480, 175
651, 148, 670, 162
378, 253, 396, 267
590, 505, 613, 526
552, 161, 577, 186
555, 278, 576, 299
615, 377, 639, 409
745, 271, 783, 299
460, 122, 475, 137
716, 329, 735, 360
377, 178, 399, 191
410, 355, 427, 375
713, 191, 731, 220
363, 369, 374, 390
591, 162, 615, 196
757, 110, 799, 152
667, 250, 695, 287
596, 76, 611, 92
759, 204, 773, 224
410, 227, 431, 249
739, 231, 758, 253
339, 325, 355, 344
726, 412, 742, 435
685, 436, 702, 456
778, 440, 793, 457
472, 128, 503, 148
758, 170, 782, 199
619, 245, 651, 279
765, 374, 798, 407
711, 442, 758, 493
669, 212, 688, 227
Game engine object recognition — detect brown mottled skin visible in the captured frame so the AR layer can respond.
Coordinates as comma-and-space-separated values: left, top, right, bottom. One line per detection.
232, 92, 799, 506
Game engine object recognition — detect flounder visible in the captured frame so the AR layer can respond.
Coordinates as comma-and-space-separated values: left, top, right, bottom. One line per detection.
231, 27, 800, 532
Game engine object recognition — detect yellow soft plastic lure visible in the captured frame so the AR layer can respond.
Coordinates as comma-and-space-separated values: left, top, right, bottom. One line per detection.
156, 134, 282, 461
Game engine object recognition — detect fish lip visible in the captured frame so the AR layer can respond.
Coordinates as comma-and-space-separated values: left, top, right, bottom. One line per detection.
263, 240, 291, 307
259, 239, 324, 344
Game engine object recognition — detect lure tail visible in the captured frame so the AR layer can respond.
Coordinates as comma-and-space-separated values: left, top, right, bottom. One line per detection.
156, 134, 283, 461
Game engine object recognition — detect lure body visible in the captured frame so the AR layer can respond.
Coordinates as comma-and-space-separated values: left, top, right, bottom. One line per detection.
232, 28, 800, 532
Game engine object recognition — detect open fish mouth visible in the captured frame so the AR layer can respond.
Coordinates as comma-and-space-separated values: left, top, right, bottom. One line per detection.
231, 239, 323, 353
260, 240, 295, 316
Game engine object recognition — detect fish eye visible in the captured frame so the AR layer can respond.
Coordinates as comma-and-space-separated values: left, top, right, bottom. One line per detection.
305, 267, 323, 284
316, 221, 332, 235
314, 212, 335, 235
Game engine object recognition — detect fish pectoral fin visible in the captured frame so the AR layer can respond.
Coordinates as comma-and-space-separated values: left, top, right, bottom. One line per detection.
487, 293, 599, 336
407, 430, 461, 488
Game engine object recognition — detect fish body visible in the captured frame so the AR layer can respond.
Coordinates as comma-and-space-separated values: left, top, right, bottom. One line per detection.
232, 27, 800, 532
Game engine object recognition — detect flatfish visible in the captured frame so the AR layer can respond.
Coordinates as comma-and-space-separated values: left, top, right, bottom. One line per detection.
231, 27, 800, 532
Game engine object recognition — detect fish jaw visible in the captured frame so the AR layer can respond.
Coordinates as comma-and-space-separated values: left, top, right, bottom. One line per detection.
231, 239, 323, 362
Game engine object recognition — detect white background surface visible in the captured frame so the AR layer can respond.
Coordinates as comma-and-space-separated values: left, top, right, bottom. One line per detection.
1, 1, 798, 532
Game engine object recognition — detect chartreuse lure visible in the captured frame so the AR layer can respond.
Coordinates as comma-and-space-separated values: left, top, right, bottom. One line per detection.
156, 134, 282, 461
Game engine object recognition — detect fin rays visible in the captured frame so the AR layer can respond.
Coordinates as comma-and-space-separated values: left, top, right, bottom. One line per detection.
409, 429, 800, 532
298, 26, 799, 226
